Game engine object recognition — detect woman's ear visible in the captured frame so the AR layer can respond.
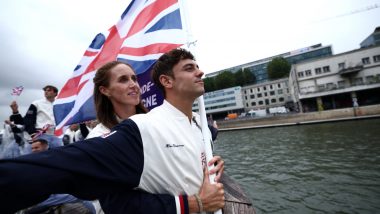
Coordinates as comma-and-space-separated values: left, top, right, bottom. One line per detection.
99, 86, 110, 97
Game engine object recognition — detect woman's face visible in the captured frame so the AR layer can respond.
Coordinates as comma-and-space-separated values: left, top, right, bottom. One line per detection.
101, 64, 141, 108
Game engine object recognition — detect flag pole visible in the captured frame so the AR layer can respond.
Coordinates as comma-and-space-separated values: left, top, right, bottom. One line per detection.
179, 1, 222, 214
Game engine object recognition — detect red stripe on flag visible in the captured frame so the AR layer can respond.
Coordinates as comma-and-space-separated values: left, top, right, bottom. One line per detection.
119, 43, 181, 56
57, 76, 82, 98
126, 0, 178, 38
84, 50, 99, 57
85, 26, 124, 74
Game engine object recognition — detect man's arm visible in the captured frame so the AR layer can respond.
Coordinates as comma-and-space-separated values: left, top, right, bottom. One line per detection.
0, 119, 144, 213
24, 104, 37, 135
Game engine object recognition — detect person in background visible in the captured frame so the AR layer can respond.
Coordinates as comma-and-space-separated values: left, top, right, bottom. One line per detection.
63, 124, 79, 145
24, 85, 62, 148
22, 138, 96, 214
0, 49, 225, 214
30, 138, 49, 153
4, 101, 25, 146
75, 120, 97, 141
1, 101, 31, 158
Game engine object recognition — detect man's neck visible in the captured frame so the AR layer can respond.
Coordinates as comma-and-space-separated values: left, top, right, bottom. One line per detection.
165, 97, 195, 122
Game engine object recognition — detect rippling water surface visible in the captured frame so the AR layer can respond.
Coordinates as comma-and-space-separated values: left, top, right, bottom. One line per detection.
214, 119, 380, 213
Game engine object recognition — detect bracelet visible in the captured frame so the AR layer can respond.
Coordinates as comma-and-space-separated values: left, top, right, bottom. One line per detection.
194, 193, 203, 213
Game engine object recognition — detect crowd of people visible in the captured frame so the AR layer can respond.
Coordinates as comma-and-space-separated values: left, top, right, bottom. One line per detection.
0, 48, 225, 214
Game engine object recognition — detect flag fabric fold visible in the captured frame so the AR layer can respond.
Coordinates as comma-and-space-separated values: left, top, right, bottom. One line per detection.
54, 0, 188, 136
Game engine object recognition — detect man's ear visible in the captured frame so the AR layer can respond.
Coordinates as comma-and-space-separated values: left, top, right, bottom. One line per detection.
99, 86, 110, 97
159, 75, 173, 89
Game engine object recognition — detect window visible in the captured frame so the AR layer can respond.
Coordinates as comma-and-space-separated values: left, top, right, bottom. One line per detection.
265, 99, 269, 105
270, 85, 273, 90
278, 89, 283, 94
270, 91, 275, 96
245, 96, 248, 100
257, 93, 262, 98
250, 94, 255, 99
250, 89, 253, 93
251, 102, 256, 106
323, 66, 330, 73
277, 83, 281, 88
263, 86, 267, 91
246, 103, 248, 107
271, 98, 276, 103
315, 67, 322, 74
257, 87, 261, 92
338, 80, 345, 88
297, 71, 304, 78
366, 75, 376, 84
338, 62, 345, 70
354, 77, 363, 85
373, 55, 380, 63
258, 101, 263, 105
305, 70, 312, 76
362, 57, 370, 65
264, 92, 268, 97
279, 97, 284, 102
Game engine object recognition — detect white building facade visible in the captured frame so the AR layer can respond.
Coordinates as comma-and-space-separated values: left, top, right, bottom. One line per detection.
289, 45, 380, 112
242, 78, 292, 112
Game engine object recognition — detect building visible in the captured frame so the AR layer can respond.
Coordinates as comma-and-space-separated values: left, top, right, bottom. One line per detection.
192, 86, 244, 119
242, 78, 292, 112
206, 44, 333, 84
360, 26, 380, 48
289, 45, 380, 112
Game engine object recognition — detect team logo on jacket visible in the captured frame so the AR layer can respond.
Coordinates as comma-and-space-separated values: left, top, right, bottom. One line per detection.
101, 131, 116, 138
165, 144, 185, 148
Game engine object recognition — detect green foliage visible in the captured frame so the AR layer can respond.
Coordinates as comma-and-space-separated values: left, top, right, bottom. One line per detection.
215, 71, 235, 89
267, 57, 291, 80
243, 68, 256, 85
234, 68, 256, 86
203, 77, 216, 92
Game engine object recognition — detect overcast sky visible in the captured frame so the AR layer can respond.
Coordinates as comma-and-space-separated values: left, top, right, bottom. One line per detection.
0, 0, 379, 124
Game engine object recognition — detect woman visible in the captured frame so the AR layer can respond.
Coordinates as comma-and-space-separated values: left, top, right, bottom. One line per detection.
87, 61, 147, 138
88, 61, 225, 213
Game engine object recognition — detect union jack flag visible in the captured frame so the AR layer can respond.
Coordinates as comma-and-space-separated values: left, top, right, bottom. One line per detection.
53, 0, 188, 136
11, 86, 24, 96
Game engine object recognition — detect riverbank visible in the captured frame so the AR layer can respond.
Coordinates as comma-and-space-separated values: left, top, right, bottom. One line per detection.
217, 104, 380, 131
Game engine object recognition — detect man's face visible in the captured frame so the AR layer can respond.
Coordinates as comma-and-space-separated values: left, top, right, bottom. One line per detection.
44, 88, 57, 99
31, 141, 48, 153
170, 59, 205, 99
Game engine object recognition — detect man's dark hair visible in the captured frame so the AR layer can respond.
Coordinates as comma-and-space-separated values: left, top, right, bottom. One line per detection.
43, 85, 58, 94
31, 138, 48, 145
151, 48, 195, 97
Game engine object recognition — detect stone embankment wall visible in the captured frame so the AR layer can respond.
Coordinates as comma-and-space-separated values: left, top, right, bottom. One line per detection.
217, 104, 380, 130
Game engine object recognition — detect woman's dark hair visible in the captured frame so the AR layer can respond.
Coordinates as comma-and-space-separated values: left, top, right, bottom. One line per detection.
93, 61, 147, 129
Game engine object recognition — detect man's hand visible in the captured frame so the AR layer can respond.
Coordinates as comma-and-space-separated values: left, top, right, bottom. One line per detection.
189, 167, 225, 213
208, 155, 224, 183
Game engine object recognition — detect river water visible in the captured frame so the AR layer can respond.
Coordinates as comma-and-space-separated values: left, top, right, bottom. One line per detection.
214, 118, 380, 214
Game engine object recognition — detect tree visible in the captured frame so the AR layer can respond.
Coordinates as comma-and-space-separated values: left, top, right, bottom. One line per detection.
243, 68, 256, 85
235, 68, 256, 86
267, 57, 291, 80
203, 77, 216, 92
215, 71, 235, 89
234, 69, 245, 86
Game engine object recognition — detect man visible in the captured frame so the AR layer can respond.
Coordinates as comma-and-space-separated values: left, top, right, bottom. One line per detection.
24, 85, 62, 148
4, 101, 25, 146
30, 138, 49, 153
0, 49, 224, 214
